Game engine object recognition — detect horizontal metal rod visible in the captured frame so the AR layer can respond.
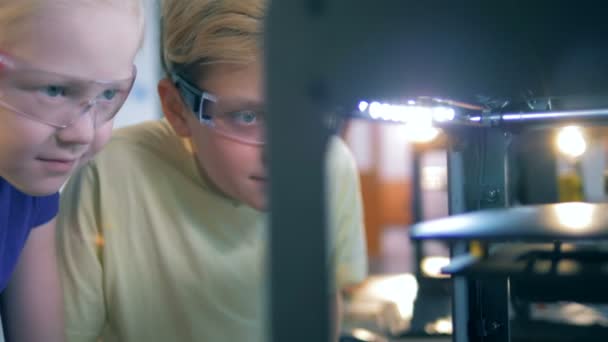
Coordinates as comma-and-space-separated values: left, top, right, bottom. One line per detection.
482, 108, 608, 126
348, 107, 608, 131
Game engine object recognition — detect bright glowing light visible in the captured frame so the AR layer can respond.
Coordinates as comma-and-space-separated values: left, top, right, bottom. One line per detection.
385, 104, 403, 122
556, 126, 587, 158
364, 102, 450, 143
358, 101, 369, 112
425, 318, 453, 335
404, 111, 439, 144
398, 114, 440, 144
420, 256, 451, 278
432, 107, 456, 122
405, 127, 440, 143
365, 102, 447, 123
351, 328, 385, 342
365, 274, 419, 320
369, 101, 382, 119
553, 202, 594, 230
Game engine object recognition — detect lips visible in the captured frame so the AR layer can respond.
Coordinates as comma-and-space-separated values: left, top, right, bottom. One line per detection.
38, 157, 75, 162
36, 157, 78, 173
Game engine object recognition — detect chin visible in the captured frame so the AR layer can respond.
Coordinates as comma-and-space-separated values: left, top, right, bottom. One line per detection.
244, 195, 267, 212
17, 177, 67, 196
14, 184, 59, 197
248, 201, 267, 212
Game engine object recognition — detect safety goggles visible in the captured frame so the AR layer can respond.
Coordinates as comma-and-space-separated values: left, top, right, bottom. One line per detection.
0, 52, 136, 128
172, 72, 265, 146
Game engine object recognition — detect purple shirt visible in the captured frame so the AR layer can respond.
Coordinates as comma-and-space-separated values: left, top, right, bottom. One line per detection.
0, 177, 58, 291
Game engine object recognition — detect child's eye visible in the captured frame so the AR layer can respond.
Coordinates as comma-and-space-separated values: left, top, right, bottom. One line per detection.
229, 111, 258, 125
42, 85, 67, 97
102, 89, 119, 100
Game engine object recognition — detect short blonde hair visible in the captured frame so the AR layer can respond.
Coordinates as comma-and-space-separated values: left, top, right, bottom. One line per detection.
161, 0, 265, 78
0, 0, 144, 47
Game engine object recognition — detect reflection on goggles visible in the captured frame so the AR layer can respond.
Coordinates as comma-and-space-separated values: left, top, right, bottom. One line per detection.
0, 53, 136, 128
203, 102, 265, 145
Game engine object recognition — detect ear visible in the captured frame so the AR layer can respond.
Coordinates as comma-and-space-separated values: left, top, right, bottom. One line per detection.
158, 78, 191, 137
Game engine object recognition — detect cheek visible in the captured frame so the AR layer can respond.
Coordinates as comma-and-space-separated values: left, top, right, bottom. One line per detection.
195, 135, 260, 182
0, 116, 53, 157
199, 140, 241, 174
92, 122, 114, 153
0, 115, 54, 176
80, 121, 114, 164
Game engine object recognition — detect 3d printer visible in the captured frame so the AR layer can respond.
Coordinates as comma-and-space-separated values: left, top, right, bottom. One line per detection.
265, 1, 608, 341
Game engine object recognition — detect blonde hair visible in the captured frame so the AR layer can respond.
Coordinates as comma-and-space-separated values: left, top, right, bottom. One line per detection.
161, 0, 265, 79
0, 0, 144, 47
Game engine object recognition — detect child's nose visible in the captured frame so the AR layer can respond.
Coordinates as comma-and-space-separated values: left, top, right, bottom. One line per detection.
55, 110, 95, 147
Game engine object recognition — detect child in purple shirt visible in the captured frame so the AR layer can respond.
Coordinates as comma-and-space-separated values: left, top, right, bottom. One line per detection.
0, 1, 143, 340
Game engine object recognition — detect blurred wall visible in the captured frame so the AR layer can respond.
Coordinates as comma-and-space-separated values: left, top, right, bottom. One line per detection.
113, 0, 163, 129
345, 121, 414, 257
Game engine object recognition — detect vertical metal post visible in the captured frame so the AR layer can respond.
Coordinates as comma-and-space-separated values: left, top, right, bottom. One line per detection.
412, 145, 425, 223
475, 128, 510, 211
412, 145, 424, 277
475, 278, 512, 341
447, 136, 470, 342
469, 128, 512, 342
447, 128, 513, 342
266, 1, 332, 341
515, 131, 559, 204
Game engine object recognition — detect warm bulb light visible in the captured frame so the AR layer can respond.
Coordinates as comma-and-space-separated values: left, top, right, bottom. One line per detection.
556, 126, 587, 158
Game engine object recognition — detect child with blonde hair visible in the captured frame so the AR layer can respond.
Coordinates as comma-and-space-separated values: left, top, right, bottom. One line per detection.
0, 0, 143, 340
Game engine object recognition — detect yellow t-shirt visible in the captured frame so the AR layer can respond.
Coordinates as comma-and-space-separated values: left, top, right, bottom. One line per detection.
57, 119, 367, 342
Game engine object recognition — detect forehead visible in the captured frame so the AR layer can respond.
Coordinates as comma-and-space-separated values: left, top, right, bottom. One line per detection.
7, 4, 141, 80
